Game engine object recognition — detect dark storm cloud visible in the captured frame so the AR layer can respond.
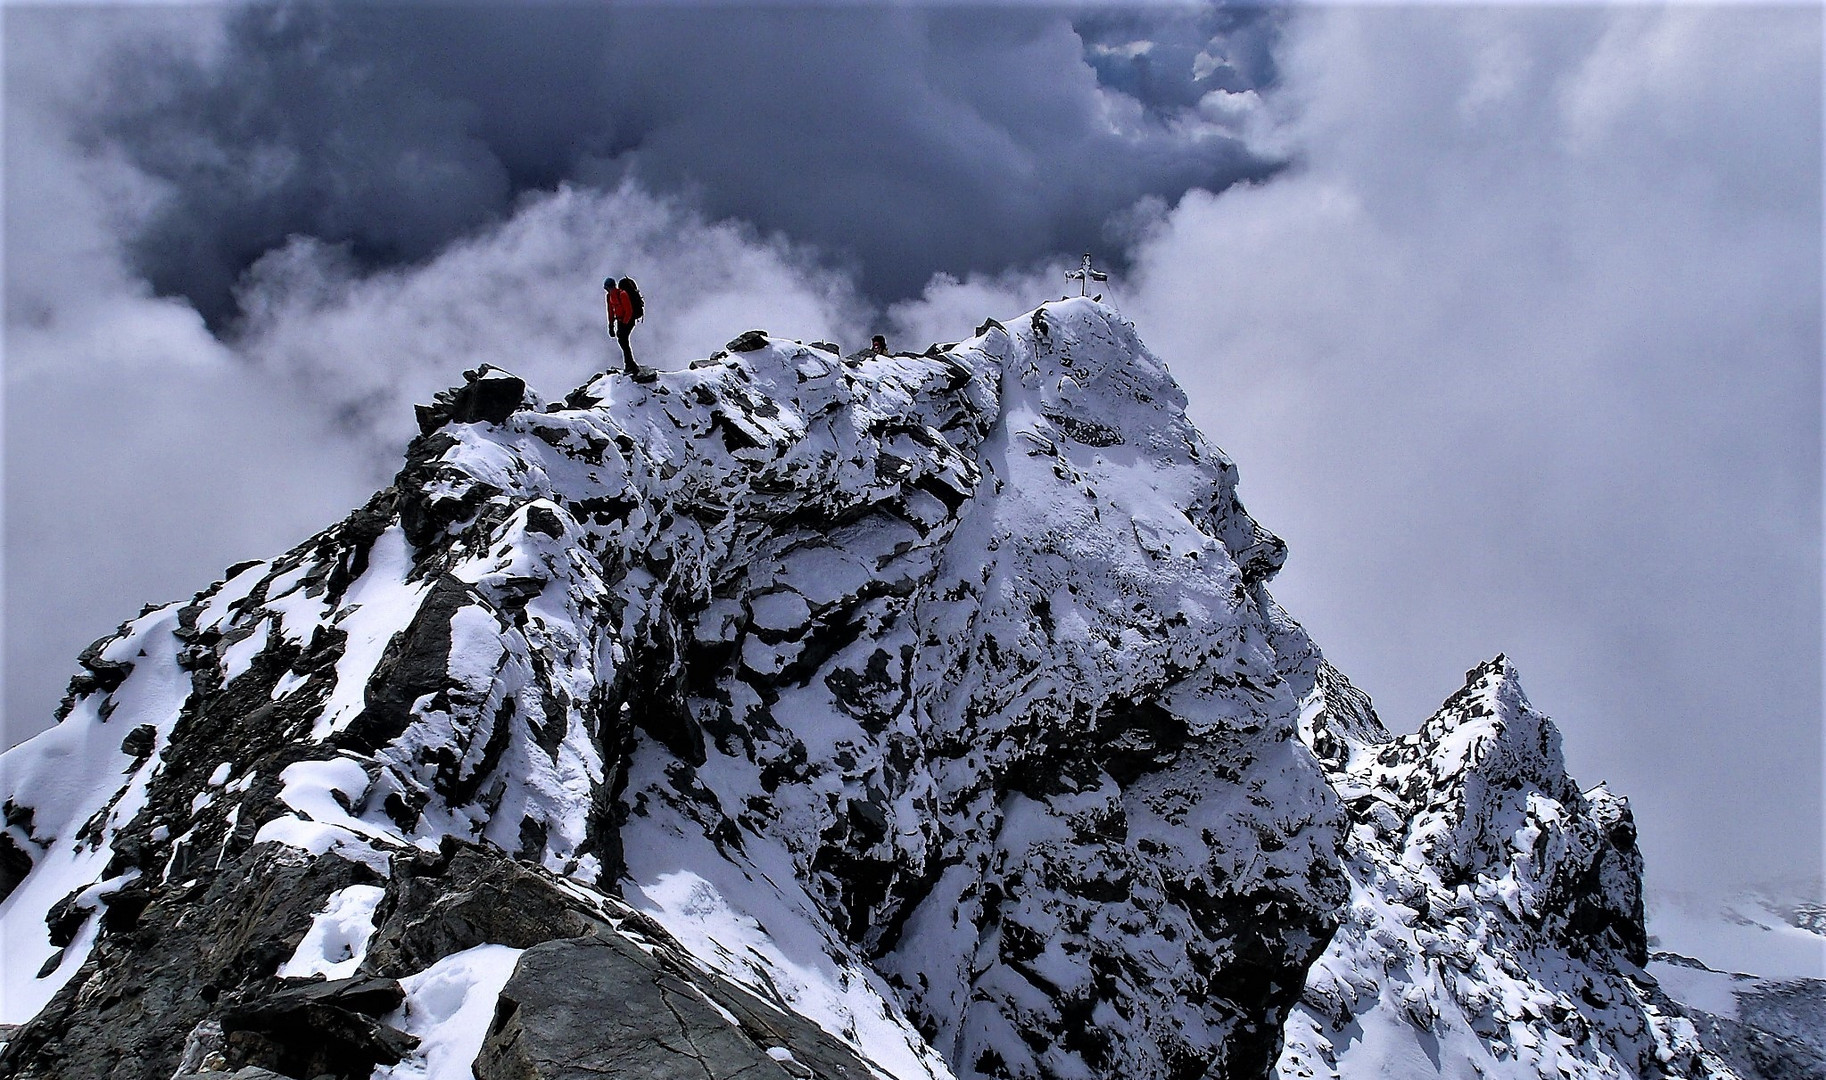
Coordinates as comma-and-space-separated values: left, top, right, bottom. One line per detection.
7, 2, 1818, 973
1076, 4, 1279, 111
91, 2, 1284, 328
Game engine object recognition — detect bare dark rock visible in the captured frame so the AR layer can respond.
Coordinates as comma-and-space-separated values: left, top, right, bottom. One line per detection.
118, 724, 158, 761
97, 883, 154, 934
219, 974, 416, 1080
1041, 409, 1123, 448
1235, 527, 1287, 585
417, 366, 530, 432
44, 889, 91, 948
61, 634, 135, 708
524, 505, 565, 538
474, 935, 875, 1080
0, 831, 33, 904
337, 573, 473, 756
361, 840, 604, 978
1093, 697, 1189, 785
0, 846, 371, 1080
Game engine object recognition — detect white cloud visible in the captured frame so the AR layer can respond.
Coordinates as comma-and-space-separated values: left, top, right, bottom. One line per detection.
885, 264, 1063, 352
234, 183, 870, 455
1108, 4, 1820, 909
882, 1, 1819, 921
5, 176, 870, 749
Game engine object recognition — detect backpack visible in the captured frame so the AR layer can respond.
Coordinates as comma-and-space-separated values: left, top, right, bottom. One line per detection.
620, 278, 644, 322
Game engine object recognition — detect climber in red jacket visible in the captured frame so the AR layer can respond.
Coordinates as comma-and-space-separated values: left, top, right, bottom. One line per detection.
605, 277, 646, 377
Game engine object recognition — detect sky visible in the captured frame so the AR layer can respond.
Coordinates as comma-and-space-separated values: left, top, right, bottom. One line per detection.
3, 3, 1820, 962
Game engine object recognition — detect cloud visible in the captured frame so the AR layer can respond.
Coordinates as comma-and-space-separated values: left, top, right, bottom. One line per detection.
886, 263, 1063, 352
3, 155, 872, 752
870, 2, 1820, 924
1104, 5, 1821, 905
87, 3, 1284, 326
4, 360, 378, 743
233, 183, 870, 456
1, 8, 881, 750
3, 8, 226, 379
2, 2, 1287, 747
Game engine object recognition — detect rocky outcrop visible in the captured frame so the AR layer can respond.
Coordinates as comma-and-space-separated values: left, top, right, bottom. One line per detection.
474, 935, 878, 1080
0, 834, 884, 1080
0, 299, 1745, 1080
1736, 980, 1826, 1068
1278, 657, 1732, 1080
1688, 997, 1826, 1080
214, 976, 415, 1079
0, 844, 375, 1080
0, 301, 1349, 1080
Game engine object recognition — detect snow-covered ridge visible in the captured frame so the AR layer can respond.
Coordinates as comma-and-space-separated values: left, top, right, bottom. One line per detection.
1276, 658, 1758, 1080
0, 299, 1780, 1080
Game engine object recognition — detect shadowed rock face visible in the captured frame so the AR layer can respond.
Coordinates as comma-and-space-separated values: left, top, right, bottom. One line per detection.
0, 300, 1709, 1080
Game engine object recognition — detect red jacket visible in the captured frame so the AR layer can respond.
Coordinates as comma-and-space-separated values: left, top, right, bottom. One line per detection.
608, 288, 634, 324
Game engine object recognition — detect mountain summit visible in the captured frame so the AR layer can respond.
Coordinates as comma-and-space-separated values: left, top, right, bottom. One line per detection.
0, 301, 1792, 1079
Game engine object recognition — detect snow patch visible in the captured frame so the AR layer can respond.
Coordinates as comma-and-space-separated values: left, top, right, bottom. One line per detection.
252, 756, 416, 872
313, 527, 429, 739
633, 869, 951, 1080
0, 606, 191, 1024
1649, 891, 1826, 981
373, 944, 524, 1080
219, 620, 271, 684
278, 884, 387, 980
749, 589, 811, 632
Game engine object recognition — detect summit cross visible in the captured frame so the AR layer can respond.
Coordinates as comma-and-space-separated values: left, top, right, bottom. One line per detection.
1066, 252, 1108, 297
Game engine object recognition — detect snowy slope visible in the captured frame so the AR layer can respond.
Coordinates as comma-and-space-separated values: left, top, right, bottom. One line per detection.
1647, 953, 1826, 1080
1649, 891, 1826, 983
0, 299, 1771, 1080
0, 301, 1345, 1080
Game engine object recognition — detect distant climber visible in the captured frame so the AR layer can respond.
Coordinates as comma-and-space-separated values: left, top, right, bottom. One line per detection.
605, 277, 647, 378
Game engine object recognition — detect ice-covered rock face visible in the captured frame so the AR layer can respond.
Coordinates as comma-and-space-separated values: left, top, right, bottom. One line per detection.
1278, 658, 1737, 1080
0, 300, 1349, 1080
591, 305, 1348, 1080
1354, 657, 1647, 958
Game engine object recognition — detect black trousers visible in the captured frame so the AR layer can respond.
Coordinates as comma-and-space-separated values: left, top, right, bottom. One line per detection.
615, 323, 636, 370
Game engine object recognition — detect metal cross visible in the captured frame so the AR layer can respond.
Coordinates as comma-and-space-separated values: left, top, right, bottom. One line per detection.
1065, 252, 1108, 297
